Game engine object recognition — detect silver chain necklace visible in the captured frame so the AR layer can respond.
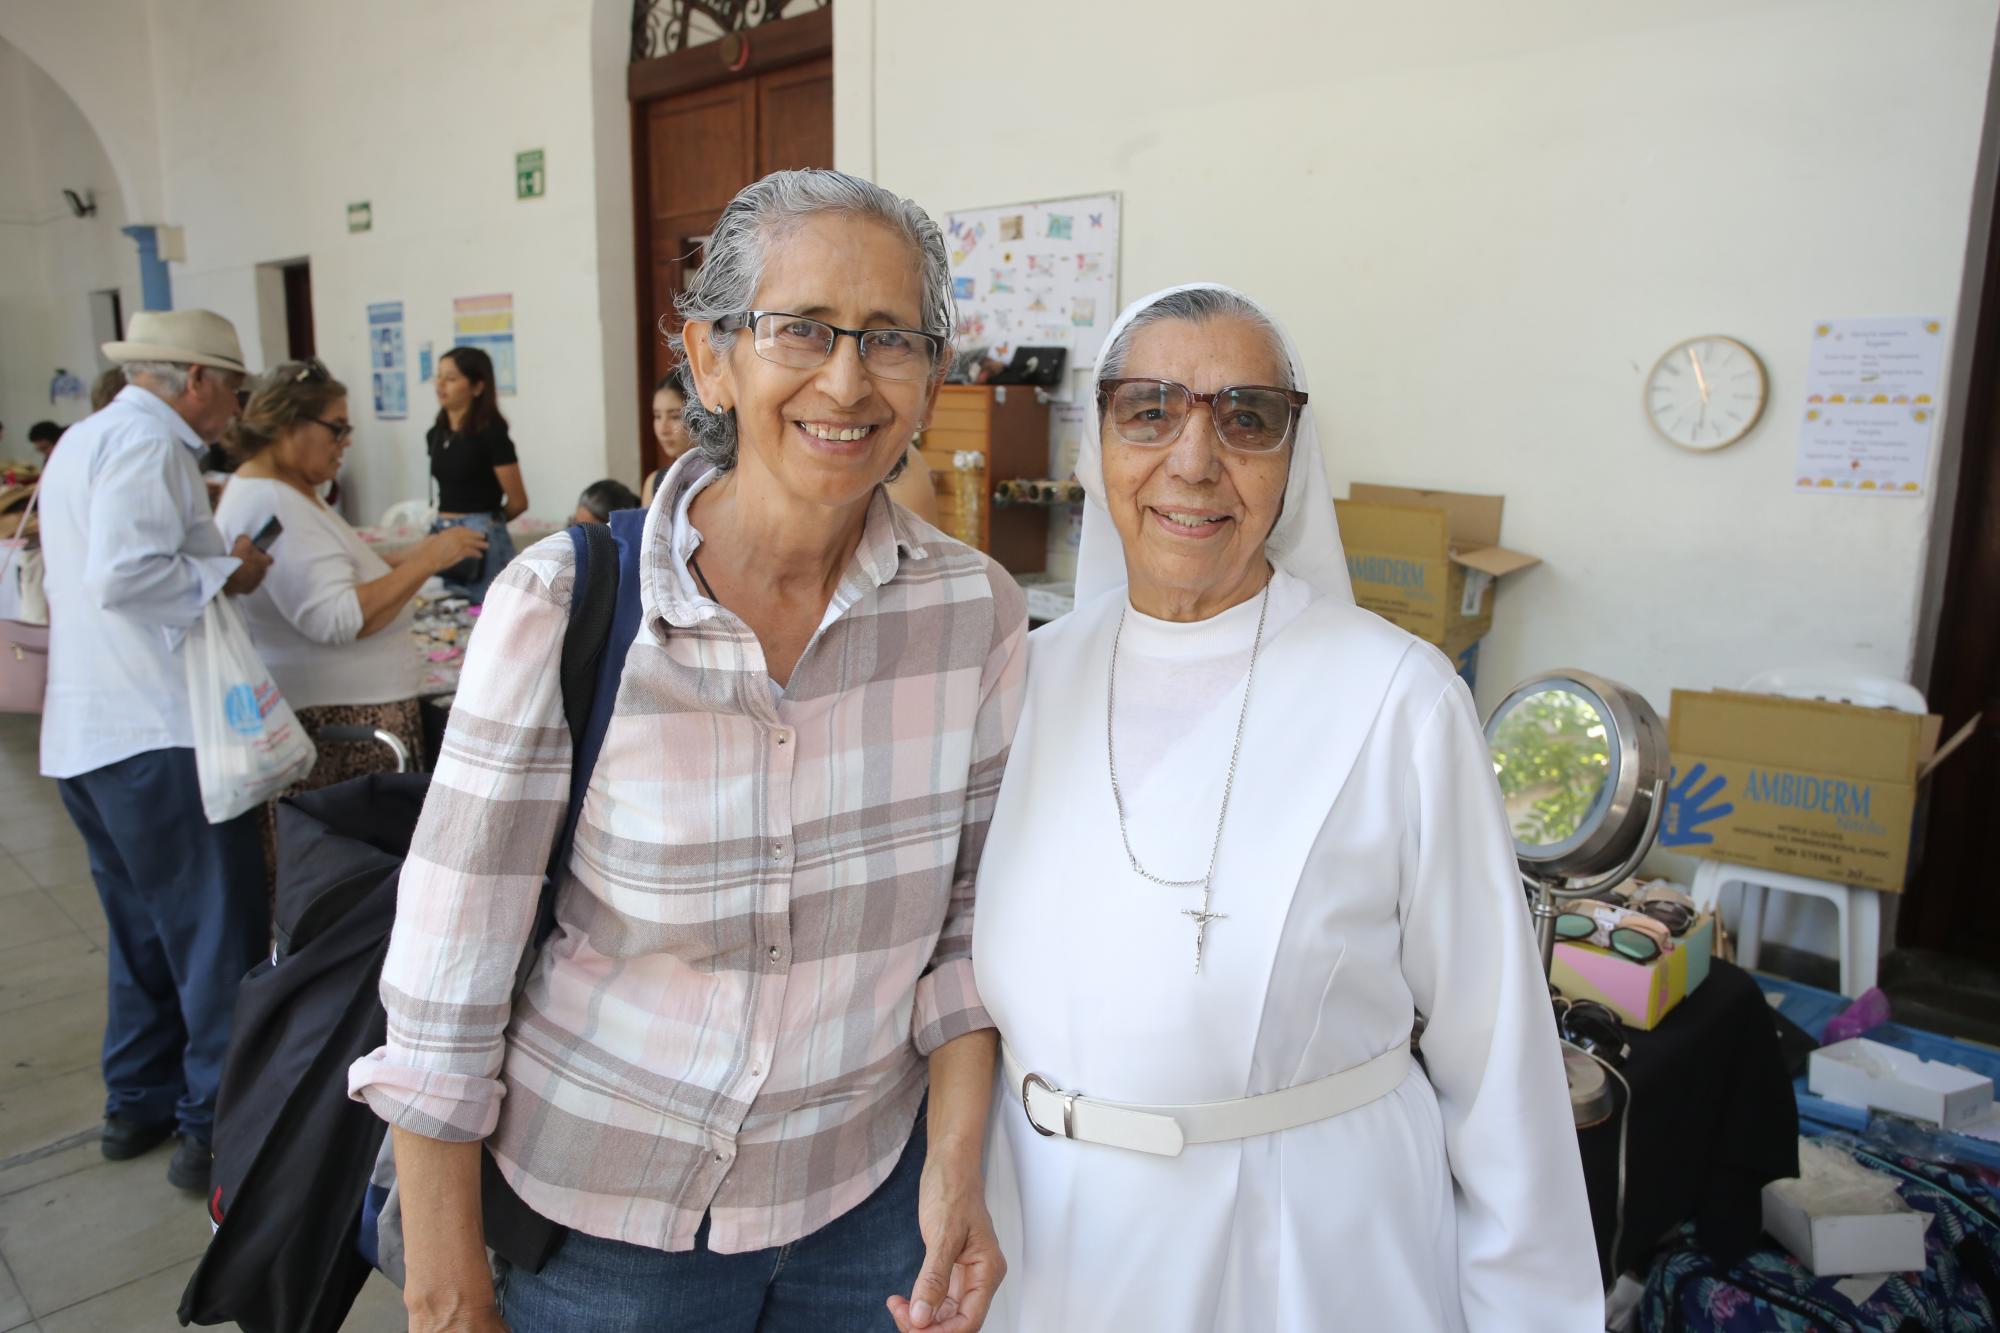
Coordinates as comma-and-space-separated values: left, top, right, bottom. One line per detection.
1107, 580, 1271, 975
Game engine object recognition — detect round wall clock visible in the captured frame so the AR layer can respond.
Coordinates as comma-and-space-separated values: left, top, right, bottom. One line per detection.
1644, 336, 1767, 451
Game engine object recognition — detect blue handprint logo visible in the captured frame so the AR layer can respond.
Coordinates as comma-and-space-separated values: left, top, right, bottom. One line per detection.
1658, 763, 1734, 848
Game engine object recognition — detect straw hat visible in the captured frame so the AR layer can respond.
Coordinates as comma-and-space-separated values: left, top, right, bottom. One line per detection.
102, 309, 248, 374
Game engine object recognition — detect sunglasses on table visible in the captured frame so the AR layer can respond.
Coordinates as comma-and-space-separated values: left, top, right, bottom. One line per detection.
1096, 377, 1309, 454
716, 312, 944, 382
1554, 899, 1674, 963
1613, 881, 1699, 936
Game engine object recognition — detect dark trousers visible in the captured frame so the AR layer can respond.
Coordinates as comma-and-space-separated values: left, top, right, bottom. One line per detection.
497, 1115, 929, 1332
57, 747, 266, 1145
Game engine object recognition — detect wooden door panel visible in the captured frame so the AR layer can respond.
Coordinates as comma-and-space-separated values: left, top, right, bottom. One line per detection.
646, 209, 723, 388
757, 57, 833, 176
1908, 169, 2000, 964
647, 83, 755, 221
632, 33, 831, 476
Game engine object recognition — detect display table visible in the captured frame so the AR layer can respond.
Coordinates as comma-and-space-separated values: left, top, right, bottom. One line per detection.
355, 514, 562, 562
1575, 958, 1800, 1280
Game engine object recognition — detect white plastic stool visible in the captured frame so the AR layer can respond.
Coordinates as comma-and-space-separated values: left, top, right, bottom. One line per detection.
1684, 667, 1922, 998
1689, 860, 1880, 996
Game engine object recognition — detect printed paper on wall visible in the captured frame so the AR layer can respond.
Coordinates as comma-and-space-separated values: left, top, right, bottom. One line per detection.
945, 193, 1120, 369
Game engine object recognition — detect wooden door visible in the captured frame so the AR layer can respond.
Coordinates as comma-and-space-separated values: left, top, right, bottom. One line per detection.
630, 16, 834, 476
641, 81, 755, 416
757, 57, 832, 175
282, 262, 315, 359
1905, 195, 2000, 963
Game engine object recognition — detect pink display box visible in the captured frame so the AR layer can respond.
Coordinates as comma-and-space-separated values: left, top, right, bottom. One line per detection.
1551, 913, 1716, 1031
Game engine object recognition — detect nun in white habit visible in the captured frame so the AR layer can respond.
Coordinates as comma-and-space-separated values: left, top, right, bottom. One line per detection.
966, 285, 1600, 1332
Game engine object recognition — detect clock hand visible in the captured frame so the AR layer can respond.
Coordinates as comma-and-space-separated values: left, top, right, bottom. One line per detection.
1687, 347, 1711, 406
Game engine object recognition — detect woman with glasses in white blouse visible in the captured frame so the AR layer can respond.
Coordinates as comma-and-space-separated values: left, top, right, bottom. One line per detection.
214, 361, 485, 806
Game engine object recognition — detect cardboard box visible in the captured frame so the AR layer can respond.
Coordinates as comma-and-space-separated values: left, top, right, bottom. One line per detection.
1551, 913, 1716, 1030
1334, 485, 1539, 658
1762, 1175, 1928, 1277
1809, 1037, 1995, 1131
1666, 690, 1948, 893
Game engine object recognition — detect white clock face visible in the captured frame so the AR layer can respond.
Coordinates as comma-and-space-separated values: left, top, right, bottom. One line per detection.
1645, 336, 1767, 451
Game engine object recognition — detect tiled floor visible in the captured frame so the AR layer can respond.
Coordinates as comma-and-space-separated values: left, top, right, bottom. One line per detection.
0, 715, 407, 1331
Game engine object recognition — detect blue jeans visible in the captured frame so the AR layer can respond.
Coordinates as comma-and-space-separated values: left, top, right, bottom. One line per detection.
497, 1113, 927, 1332
435, 511, 516, 605
57, 747, 266, 1144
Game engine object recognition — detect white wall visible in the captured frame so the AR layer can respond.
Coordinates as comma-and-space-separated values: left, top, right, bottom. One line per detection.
0, 33, 134, 450
0, 0, 164, 222
142, 0, 639, 526
845, 0, 1997, 720
843, 0, 2000, 967
0, 0, 640, 528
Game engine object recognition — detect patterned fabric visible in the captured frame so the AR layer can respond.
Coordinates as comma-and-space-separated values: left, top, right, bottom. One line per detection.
295, 699, 426, 783
257, 699, 426, 891
350, 465, 1027, 1255
1640, 1133, 2000, 1332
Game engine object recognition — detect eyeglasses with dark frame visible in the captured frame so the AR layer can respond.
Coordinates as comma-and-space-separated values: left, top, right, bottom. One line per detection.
1553, 995, 1630, 1066
1096, 377, 1310, 454
716, 311, 944, 382
309, 416, 354, 443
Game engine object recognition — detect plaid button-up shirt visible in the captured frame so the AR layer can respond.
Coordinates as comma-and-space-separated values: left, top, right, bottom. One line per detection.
350, 463, 1026, 1253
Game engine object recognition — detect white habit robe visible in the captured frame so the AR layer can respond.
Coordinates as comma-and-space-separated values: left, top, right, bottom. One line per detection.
973, 569, 1602, 1331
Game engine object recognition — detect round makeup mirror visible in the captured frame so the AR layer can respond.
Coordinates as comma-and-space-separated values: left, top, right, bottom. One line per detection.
1484, 669, 1669, 974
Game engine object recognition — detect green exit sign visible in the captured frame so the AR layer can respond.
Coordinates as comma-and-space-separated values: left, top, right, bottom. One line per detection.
347, 201, 371, 233
516, 149, 545, 200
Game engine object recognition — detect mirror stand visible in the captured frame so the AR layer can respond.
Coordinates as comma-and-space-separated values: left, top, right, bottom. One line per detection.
1525, 778, 1666, 976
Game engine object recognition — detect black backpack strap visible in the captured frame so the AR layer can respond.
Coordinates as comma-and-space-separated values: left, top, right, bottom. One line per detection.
536, 521, 619, 946
559, 523, 618, 744
485, 515, 643, 1272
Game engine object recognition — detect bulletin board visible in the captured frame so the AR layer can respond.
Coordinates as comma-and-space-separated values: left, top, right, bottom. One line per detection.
944, 191, 1121, 369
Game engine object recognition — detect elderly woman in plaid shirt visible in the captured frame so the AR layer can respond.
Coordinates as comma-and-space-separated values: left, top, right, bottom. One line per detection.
351, 170, 1025, 1333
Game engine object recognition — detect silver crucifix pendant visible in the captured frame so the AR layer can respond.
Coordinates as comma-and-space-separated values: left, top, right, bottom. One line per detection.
1182, 907, 1228, 975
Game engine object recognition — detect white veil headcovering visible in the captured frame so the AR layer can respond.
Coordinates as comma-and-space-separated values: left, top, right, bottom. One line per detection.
1073, 282, 1353, 605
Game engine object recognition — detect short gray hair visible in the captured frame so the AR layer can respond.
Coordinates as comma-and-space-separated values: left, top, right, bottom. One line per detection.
121, 360, 192, 397
1097, 288, 1294, 390
665, 168, 954, 473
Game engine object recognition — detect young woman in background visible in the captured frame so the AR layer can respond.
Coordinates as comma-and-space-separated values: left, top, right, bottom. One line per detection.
428, 346, 527, 602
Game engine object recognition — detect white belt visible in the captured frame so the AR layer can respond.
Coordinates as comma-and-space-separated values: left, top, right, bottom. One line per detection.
1001, 1039, 1412, 1158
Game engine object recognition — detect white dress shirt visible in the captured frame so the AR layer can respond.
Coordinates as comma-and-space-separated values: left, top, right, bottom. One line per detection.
213, 476, 419, 710
38, 385, 242, 779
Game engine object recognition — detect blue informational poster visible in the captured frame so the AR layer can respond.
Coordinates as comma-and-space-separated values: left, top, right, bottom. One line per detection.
368, 300, 408, 419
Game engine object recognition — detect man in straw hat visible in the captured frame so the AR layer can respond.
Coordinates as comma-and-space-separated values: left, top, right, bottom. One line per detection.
37, 309, 276, 1197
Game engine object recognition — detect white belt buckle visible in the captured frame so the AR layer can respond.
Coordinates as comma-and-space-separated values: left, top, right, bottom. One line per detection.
1020, 1072, 1077, 1140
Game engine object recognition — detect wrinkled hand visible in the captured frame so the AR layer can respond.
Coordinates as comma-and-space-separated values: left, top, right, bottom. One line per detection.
425, 525, 488, 575
222, 535, 273, 596
406, 1283, 509, 1333
887, 1158, 1005, 1332
407, 1309, 508, 1333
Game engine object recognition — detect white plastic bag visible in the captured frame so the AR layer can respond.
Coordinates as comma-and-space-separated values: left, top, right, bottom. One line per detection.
186, 595, 316, 823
